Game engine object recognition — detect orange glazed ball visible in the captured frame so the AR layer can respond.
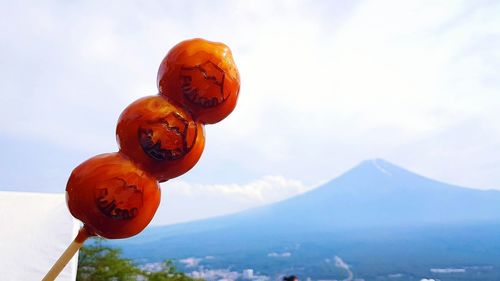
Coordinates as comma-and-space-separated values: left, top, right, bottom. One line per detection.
157, 38, 240, 124
66, 153, 160, 239
116, 95, 205, 182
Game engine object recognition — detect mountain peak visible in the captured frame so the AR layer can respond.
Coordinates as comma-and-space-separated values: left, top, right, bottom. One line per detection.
317, 158, 442, 194
346, 158, 408, 179
361, 158, 395, 176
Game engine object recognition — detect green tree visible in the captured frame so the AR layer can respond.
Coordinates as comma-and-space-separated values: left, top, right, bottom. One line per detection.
77, 239, 141, 281
77, 239, 200, 281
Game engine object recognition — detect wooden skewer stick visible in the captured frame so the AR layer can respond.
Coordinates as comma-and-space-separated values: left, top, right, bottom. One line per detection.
42, 226, 92, 281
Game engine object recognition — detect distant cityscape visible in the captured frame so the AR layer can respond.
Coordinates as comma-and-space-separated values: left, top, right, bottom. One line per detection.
141, 256, 480, 281
141, 262, 271, 281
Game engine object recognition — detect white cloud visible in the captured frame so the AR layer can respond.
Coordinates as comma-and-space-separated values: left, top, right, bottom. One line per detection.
152, 175, 314, 225
198, 0, 500, 189
1, 0, 500, 208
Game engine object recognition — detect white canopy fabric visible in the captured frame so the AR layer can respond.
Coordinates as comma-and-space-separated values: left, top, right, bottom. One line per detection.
0, 191, 80, 280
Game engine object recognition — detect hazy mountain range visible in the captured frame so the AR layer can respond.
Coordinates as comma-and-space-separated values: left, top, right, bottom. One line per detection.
113, 159, 500, 281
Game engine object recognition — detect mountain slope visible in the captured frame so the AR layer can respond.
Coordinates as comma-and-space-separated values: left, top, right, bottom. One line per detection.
113, 159, 500, 280
130, 159, 500, 238
260, 158, 500, 229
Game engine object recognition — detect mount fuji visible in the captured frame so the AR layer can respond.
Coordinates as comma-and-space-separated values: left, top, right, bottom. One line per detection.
114, 159, 500, 281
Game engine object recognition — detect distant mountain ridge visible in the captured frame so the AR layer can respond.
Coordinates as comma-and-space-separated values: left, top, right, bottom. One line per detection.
264, 158, 500, 229
114, 159, 500, 281
133, 159, 500, 238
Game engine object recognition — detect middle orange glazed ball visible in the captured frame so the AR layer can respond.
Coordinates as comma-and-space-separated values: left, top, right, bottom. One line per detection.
116, 95, 205, 182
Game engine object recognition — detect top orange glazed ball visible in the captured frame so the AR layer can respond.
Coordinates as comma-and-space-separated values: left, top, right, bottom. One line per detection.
157, 38, 240, 124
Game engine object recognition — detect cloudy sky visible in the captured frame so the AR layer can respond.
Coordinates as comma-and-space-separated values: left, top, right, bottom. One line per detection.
1, 0, 499, 225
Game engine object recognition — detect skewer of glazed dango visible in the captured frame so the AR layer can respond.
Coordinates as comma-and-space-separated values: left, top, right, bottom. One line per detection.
43, 38, 240, 281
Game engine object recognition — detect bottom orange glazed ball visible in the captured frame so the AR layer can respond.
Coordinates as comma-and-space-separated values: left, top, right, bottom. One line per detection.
66, 152, 161, 239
